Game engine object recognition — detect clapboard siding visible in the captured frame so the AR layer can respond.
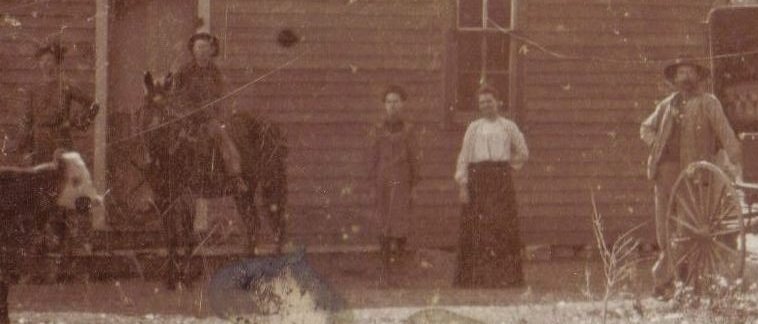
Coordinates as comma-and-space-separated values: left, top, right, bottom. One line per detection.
0, 0, 720, 251
526, 3, 709, 21
210, 0, 454, 247
228, 27, 447, 44
0, 0, 96, 165
521, 0, 715, 245
526, 19, 709, 33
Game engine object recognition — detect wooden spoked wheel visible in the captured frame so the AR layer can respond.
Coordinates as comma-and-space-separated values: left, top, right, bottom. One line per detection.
665, 161, 746, 293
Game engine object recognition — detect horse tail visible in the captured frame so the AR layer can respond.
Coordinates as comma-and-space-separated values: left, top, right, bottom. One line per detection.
258, 119, 288, 209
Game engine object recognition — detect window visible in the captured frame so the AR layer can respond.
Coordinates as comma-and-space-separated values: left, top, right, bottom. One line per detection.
453, 0, 512, 111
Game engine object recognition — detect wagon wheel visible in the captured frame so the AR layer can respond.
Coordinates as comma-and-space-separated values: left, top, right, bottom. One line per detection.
665, 161, 746, 294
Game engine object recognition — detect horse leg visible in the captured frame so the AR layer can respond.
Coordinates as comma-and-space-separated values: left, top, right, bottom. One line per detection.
0, 224, 11, 324
159, 197, 179, 290
177, 193, 196, 287
234, 179, 260, 257
0, 249, 10, 324
262, 189, 285, 254
262, 169, 287, 255
0, 278, 8, 324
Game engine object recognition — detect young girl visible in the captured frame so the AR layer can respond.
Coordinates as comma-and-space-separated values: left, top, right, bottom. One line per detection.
370, 85, 420, 286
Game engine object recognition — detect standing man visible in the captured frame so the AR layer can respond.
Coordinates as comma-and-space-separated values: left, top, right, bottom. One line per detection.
641, 56, 741, 299
16, 42, 100, 281
18, 43, 99, 165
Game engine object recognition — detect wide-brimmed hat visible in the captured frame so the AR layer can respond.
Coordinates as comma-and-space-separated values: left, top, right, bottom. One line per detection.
664, 55, 710, 83
187, 32, 220, 57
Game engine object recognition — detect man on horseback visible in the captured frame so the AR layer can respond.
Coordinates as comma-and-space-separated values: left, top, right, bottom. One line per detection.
173, 32, 247, 192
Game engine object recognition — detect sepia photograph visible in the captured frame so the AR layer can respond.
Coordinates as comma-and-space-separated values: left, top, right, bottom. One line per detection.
0, 0, 757, 323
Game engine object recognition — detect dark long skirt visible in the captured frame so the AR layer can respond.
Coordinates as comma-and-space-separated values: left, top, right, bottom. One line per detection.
454, 161, 524, 288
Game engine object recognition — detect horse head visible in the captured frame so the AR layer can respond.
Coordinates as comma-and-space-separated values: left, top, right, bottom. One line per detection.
141, 71, 174, 127
138, 71, 190, 163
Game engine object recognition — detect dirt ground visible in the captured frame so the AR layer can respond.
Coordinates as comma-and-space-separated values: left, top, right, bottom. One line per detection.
11, 235, 757, 323
6, 249, 660, 323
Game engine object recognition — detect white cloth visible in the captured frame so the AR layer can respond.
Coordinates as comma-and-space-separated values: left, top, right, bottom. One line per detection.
455, 117, 529, 185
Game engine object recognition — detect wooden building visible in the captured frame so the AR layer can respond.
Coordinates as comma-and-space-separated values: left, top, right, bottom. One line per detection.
0, 0, 730, 251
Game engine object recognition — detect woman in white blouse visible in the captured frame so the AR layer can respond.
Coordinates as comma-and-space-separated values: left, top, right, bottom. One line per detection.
453, 86, 529, 288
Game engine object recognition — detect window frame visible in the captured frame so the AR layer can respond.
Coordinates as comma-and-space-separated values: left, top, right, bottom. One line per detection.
447, 0, 519, 124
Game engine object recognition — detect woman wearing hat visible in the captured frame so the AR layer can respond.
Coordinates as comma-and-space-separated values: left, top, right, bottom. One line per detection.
641, 56, 742, 299
454, 85, 529, 288
173, 32, 246, 192
18, 43, 99, 164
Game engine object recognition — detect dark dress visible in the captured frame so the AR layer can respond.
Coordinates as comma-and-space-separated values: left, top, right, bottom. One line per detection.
370, 119, 419, 239
453, 117, 528, 288
455, 162, 524, 288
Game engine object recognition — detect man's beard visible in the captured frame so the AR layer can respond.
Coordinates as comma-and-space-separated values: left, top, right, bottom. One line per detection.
676, 80, 697, 92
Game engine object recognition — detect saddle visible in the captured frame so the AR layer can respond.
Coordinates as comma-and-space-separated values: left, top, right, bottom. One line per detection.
146, 118, 234, 197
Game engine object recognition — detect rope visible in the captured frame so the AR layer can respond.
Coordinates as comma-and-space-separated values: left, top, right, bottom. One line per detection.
105, 49, 309, 147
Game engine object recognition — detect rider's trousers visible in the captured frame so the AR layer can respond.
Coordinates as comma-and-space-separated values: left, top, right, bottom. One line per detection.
207, 119, 242, 177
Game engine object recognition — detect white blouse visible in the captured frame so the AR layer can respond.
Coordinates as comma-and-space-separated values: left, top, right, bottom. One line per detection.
454, 117, 529, 185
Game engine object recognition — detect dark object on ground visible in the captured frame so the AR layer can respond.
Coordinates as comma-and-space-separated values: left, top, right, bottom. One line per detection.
207, 249, 347, 320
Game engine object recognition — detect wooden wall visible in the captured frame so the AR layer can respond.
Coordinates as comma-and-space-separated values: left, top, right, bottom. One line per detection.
208, 0, 725, 248
0, 0, 730, 250
209, 0, 460, 247
519, 0, 715, 245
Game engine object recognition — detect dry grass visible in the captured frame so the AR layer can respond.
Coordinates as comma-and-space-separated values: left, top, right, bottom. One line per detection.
589, 191, 646, 324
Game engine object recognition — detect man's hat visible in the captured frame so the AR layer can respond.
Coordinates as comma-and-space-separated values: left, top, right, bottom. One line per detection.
187, 32, 220, 57
664, 55, 710, 83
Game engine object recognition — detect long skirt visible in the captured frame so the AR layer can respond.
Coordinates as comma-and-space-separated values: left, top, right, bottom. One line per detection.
454, 161, 524, 288
376, 176, 413, 238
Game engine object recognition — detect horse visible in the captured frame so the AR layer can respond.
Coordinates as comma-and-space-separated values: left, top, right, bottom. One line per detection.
136, 71, 288, 289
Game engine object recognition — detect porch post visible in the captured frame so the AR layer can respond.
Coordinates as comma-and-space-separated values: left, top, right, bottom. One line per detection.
194, 0, 212, 231
508, 0, 524, 123
198, 0, 211, 32
93, 0, 109, 230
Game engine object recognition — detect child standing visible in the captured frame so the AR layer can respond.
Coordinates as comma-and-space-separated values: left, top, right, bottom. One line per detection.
370, 85, 420, 286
